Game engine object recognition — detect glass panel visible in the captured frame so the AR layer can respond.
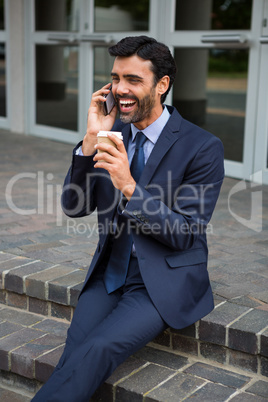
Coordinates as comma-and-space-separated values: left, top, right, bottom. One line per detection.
35, 0, 79, 32
175, 0, 252, 31
36, 45, 78, 131
94, 46, 115, 91
0, 43, 6, 117
0, 0, 4, 30
172, 48, 248, 162
94, 0, 149, 32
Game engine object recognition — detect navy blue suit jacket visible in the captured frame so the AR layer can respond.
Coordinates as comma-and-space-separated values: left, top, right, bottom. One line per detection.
62, 106, 224, 329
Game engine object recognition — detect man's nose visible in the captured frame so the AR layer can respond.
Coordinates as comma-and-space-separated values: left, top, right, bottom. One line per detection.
115, 81, 129, 96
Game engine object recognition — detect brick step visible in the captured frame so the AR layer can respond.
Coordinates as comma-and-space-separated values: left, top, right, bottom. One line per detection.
0, 251, 268, 379
1, 252, 268, 378
0, 304, 268, 401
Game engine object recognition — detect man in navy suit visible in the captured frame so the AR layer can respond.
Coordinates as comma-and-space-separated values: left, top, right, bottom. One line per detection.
33, 36, 224, 401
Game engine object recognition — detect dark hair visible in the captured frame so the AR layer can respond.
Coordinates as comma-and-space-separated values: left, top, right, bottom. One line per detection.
108, 36, 177, 103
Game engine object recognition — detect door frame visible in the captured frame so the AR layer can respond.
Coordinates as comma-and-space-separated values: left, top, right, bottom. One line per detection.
0, 0, 10, 129
253, 0, 268, 184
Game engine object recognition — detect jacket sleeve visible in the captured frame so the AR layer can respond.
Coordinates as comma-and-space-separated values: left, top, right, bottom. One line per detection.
61, 142, 98, 217
120, 136, 224, 251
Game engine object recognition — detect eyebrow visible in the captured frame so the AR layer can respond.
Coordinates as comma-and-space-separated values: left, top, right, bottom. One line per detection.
111, 73, 144, 80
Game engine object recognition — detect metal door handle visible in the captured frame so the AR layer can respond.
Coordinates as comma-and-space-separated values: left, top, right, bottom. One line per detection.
260, 36, 268, 43
47, 33, 78, 43
80, 34, 114, 43
201, 34, 248, 44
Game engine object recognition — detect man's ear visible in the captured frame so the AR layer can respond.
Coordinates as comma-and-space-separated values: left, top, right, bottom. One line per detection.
157, 76, 170, 95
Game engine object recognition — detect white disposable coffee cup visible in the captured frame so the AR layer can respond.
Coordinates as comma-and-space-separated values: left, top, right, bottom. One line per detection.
97, 131, 123, 160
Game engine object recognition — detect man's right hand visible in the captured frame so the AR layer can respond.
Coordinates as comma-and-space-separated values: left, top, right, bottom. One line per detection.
82, 84, 117, 156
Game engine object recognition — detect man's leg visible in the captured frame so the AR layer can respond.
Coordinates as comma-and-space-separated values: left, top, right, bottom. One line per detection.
55, 270, 122, 369
32, 259, 167, 402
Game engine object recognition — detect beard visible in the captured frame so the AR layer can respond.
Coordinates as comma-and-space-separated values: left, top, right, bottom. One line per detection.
117, 87, 156, 124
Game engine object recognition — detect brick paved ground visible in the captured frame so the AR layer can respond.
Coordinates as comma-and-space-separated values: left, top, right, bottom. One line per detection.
0, 129, 267, 401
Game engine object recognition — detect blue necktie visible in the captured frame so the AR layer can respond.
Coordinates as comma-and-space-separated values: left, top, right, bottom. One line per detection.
103, 132, 147, 293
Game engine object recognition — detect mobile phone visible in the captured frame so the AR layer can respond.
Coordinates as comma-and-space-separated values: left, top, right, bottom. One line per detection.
103, 86, 116, 115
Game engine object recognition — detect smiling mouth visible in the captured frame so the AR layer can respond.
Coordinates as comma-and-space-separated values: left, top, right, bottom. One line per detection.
118, 99, 137, 112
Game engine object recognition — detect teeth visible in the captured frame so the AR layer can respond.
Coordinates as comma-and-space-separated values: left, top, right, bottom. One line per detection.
120, 100, 135, 105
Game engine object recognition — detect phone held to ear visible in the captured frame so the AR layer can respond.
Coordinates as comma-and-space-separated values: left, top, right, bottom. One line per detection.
103, 86, 116, 115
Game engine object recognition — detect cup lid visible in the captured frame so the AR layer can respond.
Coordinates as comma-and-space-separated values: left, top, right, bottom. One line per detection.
97, 131, 123, 140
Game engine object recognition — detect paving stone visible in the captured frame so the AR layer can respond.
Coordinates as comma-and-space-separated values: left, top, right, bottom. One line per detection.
133, 346, 188, 370
25, 265, 76, 300
172, 323, 196, 338
19, 241, 63, 252
230, 393, 268, 401
51, 302, 72, 321
5, 261, 54, 294
184, 362, 251, 389
0, 328, 44, 371
151, 329, 171, 348
92, 357, 147, 402
200, 341, 227, 364
172, 333, 198, 356
144, 372, 204, 401
0, 257, 35, 287
0, 307, 43, 327
261, 356, 268, 377
28, 297, 49, 316
229, 349, 258, 374
0, 289, 6, 304
199, 302, 250, 346
0, 387, 31, 402
11, 333, 66, 379
116, 363, 175, 401
229, 310, 268, 354
0, 252, 18, 263
183, 382, 235, 401
48, 269, 86, 305
35, 345, 64, 383
0, 321, 24, 339
32, 319, 69, 337
6, 292, 28, 309
229, 296, 265, 308
246, 380, 268, 398
261, 328, 268, 358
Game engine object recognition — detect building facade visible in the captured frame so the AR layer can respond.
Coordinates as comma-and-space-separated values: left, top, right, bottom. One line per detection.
1, 0, 268, 183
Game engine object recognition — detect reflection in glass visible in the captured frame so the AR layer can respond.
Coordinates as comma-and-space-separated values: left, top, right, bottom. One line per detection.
0, 0, 4, 30
0, 43, 6, 117
173, 48, 248, 162
36, 45, 78, 131
175, 0, 252, 31
94, 46, 115, 92
35, 0, 79, 32
94, 0, 149, 32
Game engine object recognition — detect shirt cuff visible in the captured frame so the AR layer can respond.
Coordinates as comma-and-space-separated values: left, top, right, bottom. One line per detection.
75, 145, 84, 156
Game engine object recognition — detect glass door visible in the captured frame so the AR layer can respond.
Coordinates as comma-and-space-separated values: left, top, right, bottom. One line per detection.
164, 0, 258, 181
25, 0, 151, 144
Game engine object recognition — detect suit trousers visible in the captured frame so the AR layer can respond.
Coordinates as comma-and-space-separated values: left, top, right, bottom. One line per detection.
32, 257, 168, 402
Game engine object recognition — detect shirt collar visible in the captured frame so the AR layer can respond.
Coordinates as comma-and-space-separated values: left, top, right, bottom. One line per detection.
131, 105, 170, 145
